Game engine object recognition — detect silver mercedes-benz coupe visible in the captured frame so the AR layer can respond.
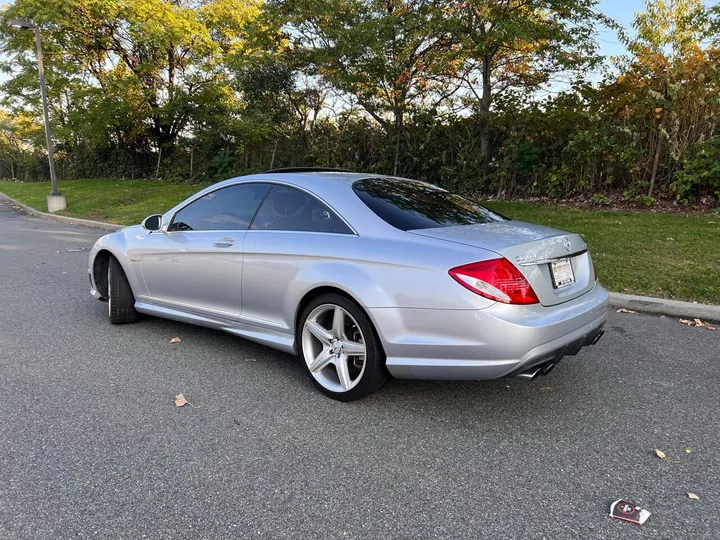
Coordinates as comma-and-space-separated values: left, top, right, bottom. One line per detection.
88, 169, 608, 400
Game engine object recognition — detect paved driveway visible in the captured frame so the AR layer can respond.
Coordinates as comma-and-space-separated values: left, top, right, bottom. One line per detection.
0, 199, 718, 539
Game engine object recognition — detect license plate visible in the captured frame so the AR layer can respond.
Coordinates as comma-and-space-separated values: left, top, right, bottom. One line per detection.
551, 258, 575, 289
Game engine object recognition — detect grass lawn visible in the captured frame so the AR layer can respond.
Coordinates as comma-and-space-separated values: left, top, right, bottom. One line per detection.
2, 178, 718, 304
485, 201, 719, 305
0, 178, 202, 226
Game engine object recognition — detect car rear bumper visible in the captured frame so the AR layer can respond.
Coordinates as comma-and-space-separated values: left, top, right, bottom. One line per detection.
370, 283, 609, 380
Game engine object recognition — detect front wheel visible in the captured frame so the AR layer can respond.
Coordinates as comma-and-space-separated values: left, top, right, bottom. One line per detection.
298, 294, 386, 401
107, 256, 139, 324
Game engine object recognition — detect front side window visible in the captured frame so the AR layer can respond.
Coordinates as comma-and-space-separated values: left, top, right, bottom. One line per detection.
352, 177, 507, 231
250, 185, 352, 234
169, 183, 271, 232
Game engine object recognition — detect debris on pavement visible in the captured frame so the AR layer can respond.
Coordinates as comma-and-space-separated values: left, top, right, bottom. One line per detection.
169, 337, 181, 343
610, 499, 651, 525
244, 358, 257, 362
616, 308, 638, 314
687, 493, 699, 500
655, 449, 666, 460
679, 318, 715, 329
685, 448, 692, 453
174, 393, 200, 408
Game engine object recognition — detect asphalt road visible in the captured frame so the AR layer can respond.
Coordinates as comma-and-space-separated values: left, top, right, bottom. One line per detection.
1, 199, 718, 540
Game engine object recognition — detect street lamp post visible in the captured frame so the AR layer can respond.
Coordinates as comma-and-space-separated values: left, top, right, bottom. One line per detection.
8, 18, 66, 212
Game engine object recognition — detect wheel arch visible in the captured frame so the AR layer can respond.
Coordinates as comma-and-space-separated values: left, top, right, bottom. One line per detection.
293, 285, 386, 358
92, 249, 113, 298
92, 248, 136, 299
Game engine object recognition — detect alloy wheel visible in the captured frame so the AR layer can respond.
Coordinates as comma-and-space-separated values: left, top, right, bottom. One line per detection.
301, 304, 367, 393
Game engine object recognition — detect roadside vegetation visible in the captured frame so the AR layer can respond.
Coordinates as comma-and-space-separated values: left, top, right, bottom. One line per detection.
2, 178, 718, 304
1, 0, 720, 206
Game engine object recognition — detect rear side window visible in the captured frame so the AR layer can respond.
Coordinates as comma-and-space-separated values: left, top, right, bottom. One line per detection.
169, 183, 270, 231
352, 177, 507, 231
250, 185, 352, 234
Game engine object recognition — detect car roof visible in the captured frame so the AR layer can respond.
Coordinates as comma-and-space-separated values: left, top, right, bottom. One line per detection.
225, 170, 381, 186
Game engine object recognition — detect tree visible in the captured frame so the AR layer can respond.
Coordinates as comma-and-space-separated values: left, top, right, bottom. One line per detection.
275, 0, 462, 175
1, 0, 263, 169
445, 0, 603, 174
624, 0, 709, 197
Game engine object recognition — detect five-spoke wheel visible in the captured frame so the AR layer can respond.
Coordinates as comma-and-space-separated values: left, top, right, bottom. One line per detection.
299, 294, 386, 401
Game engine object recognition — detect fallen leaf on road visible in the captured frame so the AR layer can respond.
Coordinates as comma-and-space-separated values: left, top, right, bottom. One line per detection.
687, 493, 699, 500
694, 318, 704, 327
169, 337, 181, 343
244, 358, 257, 362
656, 449, 666, 459
708, 327, 717, 332
175, 393, 188, 407
616, 308, 637, 314
679, 319, 693, 325
685, 448, 692, 453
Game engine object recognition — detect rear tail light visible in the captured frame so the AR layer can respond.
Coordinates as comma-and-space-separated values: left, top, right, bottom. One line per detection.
593, 261, 598, 282
449, 258, 540, 305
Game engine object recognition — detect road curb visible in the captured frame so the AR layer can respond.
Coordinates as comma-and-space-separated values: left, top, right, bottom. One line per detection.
609, 292, 720, 323
0, 191, 123, 232
3, 189, 719, 322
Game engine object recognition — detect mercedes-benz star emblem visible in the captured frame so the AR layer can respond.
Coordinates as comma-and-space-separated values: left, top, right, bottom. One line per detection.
563, 237, 572, 251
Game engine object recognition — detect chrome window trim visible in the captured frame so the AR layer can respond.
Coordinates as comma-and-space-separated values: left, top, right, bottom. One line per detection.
163, 180, 357, 235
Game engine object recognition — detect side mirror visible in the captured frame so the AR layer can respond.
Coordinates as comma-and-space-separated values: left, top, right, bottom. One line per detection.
141, 214, 162, 231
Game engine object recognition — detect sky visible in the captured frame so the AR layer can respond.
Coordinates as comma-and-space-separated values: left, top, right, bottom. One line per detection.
597, 0, 647, 58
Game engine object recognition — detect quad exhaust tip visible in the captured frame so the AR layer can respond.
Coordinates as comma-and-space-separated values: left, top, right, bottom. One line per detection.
515, 327, 605, 381
515, 363, 555, 380
515, 367, 542, 380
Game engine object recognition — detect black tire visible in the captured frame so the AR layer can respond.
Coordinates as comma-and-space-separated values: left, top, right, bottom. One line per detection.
107, 256, 139, 324
298, 293, 386, 401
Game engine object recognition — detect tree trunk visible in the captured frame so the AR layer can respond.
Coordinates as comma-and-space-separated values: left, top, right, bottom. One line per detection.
393, 110, 403, 176
270, 138, 279, 170
648, 108, 668, 198
479, 54, 492, 178
155, 148, 162, 181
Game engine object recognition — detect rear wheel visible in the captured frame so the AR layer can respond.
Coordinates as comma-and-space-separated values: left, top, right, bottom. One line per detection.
298, 294, 386, 401
107, 256, 139, 324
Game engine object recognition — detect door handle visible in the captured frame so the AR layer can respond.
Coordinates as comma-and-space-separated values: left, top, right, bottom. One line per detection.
213, 237, 235, 248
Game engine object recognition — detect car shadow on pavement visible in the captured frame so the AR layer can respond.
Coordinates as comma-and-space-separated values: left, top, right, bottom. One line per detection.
114, 307, 601, 432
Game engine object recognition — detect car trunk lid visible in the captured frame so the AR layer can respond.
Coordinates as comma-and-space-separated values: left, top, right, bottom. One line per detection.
410, 221, 595, 307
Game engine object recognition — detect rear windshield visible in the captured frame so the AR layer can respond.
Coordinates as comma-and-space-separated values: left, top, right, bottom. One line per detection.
352, 177, 507, 231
